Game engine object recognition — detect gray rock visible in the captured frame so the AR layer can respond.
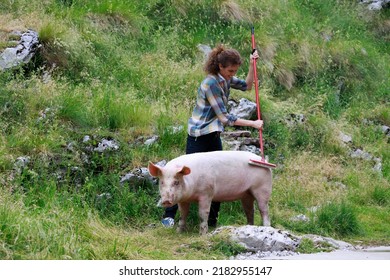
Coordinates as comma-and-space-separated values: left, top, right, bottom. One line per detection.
144, 135, 159, 146
170, 125, 184, 134
339, 132, 352, 144
94, 139, 119, 152
14, 156, 30, 173
83, 135, 91, 143
285, 113, 305, 127
381, 125, 390, 136
96, 192, 112, 200
290, 214, 310, 223
228, 98, 257, 120
373, 157, 382, 172
350, 148, 372, 160
360, 0, 390, 10
215, 225, 355, 260
303, 234, 354, 250
240, 144, 260, 154
214, 226, 300, 252
120, 167, 156, 187
0, 30, 40, 70
156, 160, 167, 167
222, 130, 252, 139
369, 1, 385, 10
222, 139, 243, 151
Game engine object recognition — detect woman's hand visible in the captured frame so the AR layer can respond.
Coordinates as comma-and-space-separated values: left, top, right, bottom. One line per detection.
246, 50, 259, 90
250, 49, 259, 61
231, 118, 263, 129
252, 119, 263, 130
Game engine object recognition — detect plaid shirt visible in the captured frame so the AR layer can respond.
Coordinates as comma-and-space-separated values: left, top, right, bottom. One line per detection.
188, 74, 248, 137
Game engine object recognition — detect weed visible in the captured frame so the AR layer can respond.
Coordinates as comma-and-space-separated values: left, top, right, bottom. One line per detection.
314, 202, 361, 237
296, 238, 332, 254
371, 186, 390, 206
210, 232, 247, 257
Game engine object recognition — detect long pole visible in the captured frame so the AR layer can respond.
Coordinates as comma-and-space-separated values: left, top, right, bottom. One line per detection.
251, 27, 265, 161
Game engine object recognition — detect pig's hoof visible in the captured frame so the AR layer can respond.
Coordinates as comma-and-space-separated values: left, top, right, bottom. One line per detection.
199, 225, 208, 235
177, 226, 186, 233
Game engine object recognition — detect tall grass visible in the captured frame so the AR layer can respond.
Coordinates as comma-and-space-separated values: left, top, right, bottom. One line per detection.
58, 85, 153, 130
315, 202, 361, 237
281, 202, 362, 238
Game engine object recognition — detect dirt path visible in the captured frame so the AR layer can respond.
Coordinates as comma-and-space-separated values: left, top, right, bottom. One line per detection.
262, 246, 390, 260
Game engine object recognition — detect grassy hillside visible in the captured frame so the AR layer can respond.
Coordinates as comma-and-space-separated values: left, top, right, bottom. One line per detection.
0, 0, 389, 259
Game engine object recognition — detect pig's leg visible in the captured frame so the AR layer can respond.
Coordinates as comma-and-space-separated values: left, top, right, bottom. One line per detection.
177, 202, 190, 233
241, 192, 255, 225
198, 198, 212, 235
251, 187, 271, 226
255, 195, 270, 226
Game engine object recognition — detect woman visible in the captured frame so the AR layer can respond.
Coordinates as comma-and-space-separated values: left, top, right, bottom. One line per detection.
161, 45, 263, 228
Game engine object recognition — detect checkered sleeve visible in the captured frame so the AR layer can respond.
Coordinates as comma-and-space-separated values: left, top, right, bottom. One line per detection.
230, 76, 248, 91
204, 80, 237, 126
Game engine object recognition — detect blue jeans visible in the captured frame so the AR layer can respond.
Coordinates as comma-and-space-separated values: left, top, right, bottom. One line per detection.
163, 132, 222, 226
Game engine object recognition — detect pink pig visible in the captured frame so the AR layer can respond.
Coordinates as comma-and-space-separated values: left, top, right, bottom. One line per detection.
148, 150, 272, 235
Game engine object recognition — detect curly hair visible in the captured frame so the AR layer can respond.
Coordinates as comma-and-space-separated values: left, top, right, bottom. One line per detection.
204, 45, 242, 75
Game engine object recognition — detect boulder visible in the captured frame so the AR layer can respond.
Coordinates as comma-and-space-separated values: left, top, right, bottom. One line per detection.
0, 30, 40, 71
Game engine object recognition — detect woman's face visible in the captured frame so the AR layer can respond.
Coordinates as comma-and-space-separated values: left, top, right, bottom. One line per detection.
219, 64, 239, 81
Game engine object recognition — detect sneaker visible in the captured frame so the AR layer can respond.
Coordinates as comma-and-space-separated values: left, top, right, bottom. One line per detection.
161, 217, 175, 227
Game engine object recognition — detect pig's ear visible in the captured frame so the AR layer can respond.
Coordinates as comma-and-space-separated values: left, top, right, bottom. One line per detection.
178, 166, 191, 176
148, 162, 162, 177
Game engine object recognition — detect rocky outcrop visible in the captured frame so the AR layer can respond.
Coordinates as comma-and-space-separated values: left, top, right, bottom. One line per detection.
228, 98, 257, 120
212, 225, 355, 260
360, 0, 390, 10
0, 30, 40, 71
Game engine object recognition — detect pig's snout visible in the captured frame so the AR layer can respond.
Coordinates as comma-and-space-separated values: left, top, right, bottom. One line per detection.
161, 193, 174, 207
161, 200, 173, 207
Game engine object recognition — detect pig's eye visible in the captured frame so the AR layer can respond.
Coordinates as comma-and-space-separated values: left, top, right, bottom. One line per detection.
173, 180, 180, 186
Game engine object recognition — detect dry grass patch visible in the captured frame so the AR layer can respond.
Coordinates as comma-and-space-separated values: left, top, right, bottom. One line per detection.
219, 0, 251, 22
85, 217, 223, 260
274, 152, 346, 209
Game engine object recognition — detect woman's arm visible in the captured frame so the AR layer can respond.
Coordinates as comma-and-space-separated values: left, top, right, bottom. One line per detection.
204, 78, 263, 129
245, 50, 259, 91
234, 118, 263, 130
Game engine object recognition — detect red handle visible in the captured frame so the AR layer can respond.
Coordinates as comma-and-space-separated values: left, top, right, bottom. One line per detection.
251, 30, 261, 121
251, 27, 265, 160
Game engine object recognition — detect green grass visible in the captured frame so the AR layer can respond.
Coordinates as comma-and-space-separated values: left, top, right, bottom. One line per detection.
0, 185, 233, 260
0, 0, 389, 259
315, 202, 361, 237
296, 238, 334, 254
